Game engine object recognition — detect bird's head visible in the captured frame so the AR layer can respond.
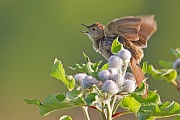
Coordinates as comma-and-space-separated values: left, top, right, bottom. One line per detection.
80, 22, 105, 41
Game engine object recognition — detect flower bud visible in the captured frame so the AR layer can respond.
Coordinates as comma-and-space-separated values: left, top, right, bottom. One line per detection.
117, 49, 131, 63
123, 80, 136, 93
115, 73, 124, 87
102, 80, 119, 95
74, 73, 87, 84
108, 55, 123, 68
124, 72, 135, 81
110, 73, 124, 86
81, 76, 98, 89
108, 68, 118, 78
174, 59, 180, 75
98, 70, 111, 82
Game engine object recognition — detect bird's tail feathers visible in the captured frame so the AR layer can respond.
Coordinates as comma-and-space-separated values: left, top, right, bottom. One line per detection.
129, 58, 148, 97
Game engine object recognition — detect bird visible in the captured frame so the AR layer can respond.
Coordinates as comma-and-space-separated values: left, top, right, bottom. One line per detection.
80, 15, 157, 95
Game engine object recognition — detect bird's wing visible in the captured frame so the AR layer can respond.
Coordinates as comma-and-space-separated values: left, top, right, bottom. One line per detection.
105, 15, 157, 48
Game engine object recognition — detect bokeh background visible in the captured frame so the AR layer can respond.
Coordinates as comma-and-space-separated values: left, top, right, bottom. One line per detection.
1, 0, 180, 120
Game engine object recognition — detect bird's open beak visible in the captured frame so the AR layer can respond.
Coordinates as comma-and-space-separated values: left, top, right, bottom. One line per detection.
79, 24, 89, 33
81, 24, 89, 28
79, 30, 88, 33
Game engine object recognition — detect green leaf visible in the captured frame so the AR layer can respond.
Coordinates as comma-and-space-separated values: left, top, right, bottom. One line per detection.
59, 115, 72, 120
65, 89, 83, 99
69, 63, 86, 73
121, 96, 141, 113
126, 91, 180, 120
86, 62, 95, 75
151, 101, 180, 118
142, 62, 148, 74
50, 58, 75, 91
170, 48, 178, 54
132, 91, 161, 120
159, 60, 173, 69
138, 101, 180, 120
170, 48, 180, 58
24, 99, 42, 106
121, 91, 162, 119
24, 90, 86, 116
111, 37, 123, 54
86, 61, 102, 78
84, 93, 97, 106
91, 71, 99, 79
91, 60, 102, 72
147, 65, 177, 83
69, 54, 102, 79
83, 52, 91, 62
101, 63, 109, 70
133, 82, 147, 95
161, 69, 177, 82
132, 91, 161, 105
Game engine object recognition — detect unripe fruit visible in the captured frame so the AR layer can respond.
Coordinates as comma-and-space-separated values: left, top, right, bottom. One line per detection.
108, 55, 123, 68
117, 49, 131, 63
115, 74, 125, 87
124, 72, 135, 81
74, 73, 87, 84
123, 80, 136, 93
102, 80, 119, 95
98, 70, 111, 82
81, 76, 98, 89
110, 73, 124, 87
174, 59, 180, 75
108, 68, 118, 79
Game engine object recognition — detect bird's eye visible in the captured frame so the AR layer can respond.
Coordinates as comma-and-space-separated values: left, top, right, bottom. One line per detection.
92, 28, 96, 31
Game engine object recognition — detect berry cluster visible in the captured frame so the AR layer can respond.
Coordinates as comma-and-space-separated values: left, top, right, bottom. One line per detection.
74, 49, 136, 95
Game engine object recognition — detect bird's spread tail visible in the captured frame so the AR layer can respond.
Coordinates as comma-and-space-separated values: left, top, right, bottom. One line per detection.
129, 58, 148, 97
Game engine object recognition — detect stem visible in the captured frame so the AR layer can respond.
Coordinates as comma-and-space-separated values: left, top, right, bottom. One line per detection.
112, 110, 132, 119
176, 78, 180, 91
106, 94, 112, 120
90, 106, 103, 114
81, 106, 90, 120
102, 102, 107, 120
107, 102, 112, 120
112, 98, 122, 114
175, 75, 180, 102
93, 85, 101, 93
90, 105, 106, 120
111, 95, 117, 110
171, 80, 178, 88
100, 112, 106, 120
122, 62, 128, 76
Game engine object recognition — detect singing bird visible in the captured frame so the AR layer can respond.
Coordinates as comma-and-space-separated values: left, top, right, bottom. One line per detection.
80, 15, 157, 92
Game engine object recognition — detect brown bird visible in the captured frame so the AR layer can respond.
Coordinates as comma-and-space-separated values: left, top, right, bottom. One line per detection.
80, 15, 157, 94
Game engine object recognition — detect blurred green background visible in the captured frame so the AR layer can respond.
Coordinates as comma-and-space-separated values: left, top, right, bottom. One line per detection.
0, 0, 180, 120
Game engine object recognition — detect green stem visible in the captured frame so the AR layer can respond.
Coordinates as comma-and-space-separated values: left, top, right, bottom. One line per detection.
100, 112, 106, 120
176, 78, 180, 91
101, 102, 107, 120
81, 106, 90, 120
122, 62, 128, 76
106, 94, 112, 120
111, 95, 117, 110
107, 102, 112, 120
112, 97, 122, 114
176, 77, 180, 102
